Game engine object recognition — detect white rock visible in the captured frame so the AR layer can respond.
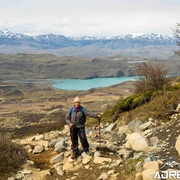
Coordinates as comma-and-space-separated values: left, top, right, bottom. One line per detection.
176, 103, 180, 111
63, 162, 74, 171
34, 134, 44, 141
33, 144, 44, 154
108, 170, 115, 175
143, 161, 159, 171
139, 122, 152, 131
93, 157, 112, 164
117, 149, 132, 159
126, 132, 149, 152
175, 135, 180, 156
119, 125, 132, 134
50, 152, 64, 164
53, 164, 64, 176
149, 137, 159, 146
106, 123, 117, 132
142, 169, 158, 180
82, 155, 92, 165
85, 165, 90, 169
94, 151, 101, 158
98, 172, 109, 180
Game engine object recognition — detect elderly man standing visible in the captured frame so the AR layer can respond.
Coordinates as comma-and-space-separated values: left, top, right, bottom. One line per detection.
65, 96, 101, 159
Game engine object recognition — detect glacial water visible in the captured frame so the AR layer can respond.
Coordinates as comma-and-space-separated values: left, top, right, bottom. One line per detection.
52, 77, 135, 90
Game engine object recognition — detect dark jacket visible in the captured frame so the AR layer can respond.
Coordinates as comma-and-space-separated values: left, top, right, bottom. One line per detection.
65, 106, 98, 128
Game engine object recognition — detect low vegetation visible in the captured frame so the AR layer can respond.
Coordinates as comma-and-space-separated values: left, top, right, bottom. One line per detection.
0, 134, 27, 179
133, 61, 169, 93
101, 77, 180, 124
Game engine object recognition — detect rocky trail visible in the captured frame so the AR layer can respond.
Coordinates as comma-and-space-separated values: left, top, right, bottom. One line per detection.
8, 104, 180, 180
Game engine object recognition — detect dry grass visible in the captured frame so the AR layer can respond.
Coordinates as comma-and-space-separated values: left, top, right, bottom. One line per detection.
0, 133, 27, 179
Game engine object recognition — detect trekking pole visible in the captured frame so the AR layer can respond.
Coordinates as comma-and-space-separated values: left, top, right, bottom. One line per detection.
70, 126, 74, 163
98, 117, 102, 155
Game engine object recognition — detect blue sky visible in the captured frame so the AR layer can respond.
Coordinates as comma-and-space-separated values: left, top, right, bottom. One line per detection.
0, 0, 179, 36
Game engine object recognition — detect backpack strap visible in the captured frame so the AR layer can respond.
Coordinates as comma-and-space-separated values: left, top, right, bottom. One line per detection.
70, 107, 74, 116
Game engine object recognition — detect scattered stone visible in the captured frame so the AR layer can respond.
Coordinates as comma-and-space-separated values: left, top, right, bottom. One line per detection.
136, 161, 143, 172
135, 172, 143, 180
128, 119, 143, 132
63, 162, 74, 171
93, 157, 112, 164
142, 169, 158, 180
50, 152, 64, 164
34, 134, 44, 141
149, 137, 159, 146
117, 149, 133, 159
108, 170, 115, 175
94, 151, 101, 158
49, 139, 59, 148
111, 132, 118, 143
107, 143, 119, 152
55, 145, 66, 154
143, 161, 159, 171
133, 152, 144, 159
176, 103, 180, 111
109, 162, 118, 169
139, 122, 152, 131
119, 125, 132, 134
98, 172, 109, 180
54, 164, 64, 176
175, 135, 180, 156
33, 144, 44, 154
117, 132, 127, 142
106, 123, 117, 132
85, 165, 90, 169
82, 155, 92, 165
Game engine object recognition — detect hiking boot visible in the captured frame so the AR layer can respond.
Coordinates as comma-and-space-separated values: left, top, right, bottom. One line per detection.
71, 153, 78, 159
84, 151, 92, 156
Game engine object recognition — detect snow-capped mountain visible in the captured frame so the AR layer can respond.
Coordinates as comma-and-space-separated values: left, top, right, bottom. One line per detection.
0, 29, 177, 58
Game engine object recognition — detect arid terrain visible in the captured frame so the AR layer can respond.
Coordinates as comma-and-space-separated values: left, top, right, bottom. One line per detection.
0, 80, 134, 137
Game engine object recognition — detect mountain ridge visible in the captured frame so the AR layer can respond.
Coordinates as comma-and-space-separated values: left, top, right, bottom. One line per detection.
0, 29, 177, 58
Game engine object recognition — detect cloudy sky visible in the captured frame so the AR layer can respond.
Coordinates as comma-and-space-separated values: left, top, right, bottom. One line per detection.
0, 0, 179, 36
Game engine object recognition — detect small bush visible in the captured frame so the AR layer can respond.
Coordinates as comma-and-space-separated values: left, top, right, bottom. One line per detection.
0, 134, 27, 178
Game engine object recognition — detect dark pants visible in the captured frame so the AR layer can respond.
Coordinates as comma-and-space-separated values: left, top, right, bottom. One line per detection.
70, 127, 89, 155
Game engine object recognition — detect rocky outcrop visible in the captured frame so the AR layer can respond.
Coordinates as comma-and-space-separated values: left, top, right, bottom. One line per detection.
9, 114, 180, 180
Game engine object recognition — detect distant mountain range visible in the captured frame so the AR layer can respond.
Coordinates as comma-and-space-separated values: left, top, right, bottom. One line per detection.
0, 29, 178, 58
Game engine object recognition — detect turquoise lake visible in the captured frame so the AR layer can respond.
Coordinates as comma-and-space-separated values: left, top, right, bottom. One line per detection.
52, 77, 135, 90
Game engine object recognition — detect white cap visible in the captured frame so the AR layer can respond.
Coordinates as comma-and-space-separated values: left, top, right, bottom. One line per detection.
73, 96, 81, 103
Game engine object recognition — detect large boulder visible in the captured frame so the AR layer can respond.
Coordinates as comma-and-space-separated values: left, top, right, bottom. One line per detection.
126, 132, 149, 151
175, 135, 180, 156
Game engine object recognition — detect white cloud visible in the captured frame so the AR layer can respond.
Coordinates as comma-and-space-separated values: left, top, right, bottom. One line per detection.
0, 0, 179, 36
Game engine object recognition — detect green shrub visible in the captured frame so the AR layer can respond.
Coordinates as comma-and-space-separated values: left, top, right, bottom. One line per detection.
0, 134, 27, 179
102, 91, 154, 121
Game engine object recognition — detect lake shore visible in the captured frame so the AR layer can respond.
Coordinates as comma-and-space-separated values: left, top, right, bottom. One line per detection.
0, 80, 134, 135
